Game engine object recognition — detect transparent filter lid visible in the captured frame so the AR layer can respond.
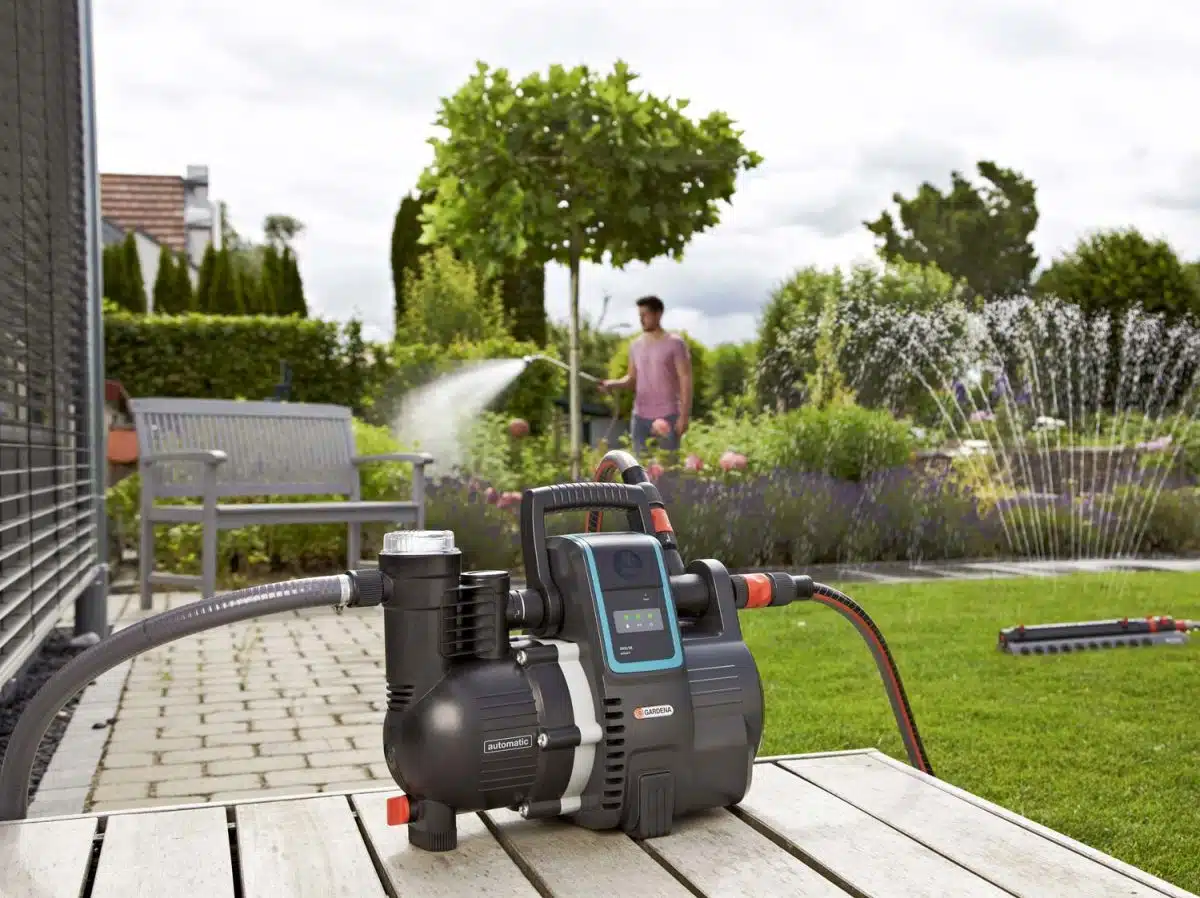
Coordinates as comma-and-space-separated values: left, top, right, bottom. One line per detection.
382, 529, 458, 555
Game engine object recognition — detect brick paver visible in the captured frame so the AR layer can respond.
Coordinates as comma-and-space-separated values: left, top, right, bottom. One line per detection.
84, 592, 390, 812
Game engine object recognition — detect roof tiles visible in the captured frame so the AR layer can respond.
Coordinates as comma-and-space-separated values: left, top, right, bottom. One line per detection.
99, 173, 187, 250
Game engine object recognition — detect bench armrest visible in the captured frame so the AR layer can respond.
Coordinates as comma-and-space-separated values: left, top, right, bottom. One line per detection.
351, 453, 434, 467
143, 450, 228, 467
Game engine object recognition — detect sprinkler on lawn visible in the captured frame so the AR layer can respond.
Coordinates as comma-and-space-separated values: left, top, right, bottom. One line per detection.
998, 616, 1200, 655
0, 449, 934, 855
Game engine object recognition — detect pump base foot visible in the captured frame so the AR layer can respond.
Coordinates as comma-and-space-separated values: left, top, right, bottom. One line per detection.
408, 799, 457, 852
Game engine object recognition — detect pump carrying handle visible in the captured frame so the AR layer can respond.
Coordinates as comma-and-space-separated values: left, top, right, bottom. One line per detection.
520, 482, 656, 636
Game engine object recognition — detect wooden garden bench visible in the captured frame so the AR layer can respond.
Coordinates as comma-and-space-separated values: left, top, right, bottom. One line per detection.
0, 750, 1193, 897
129, 398, 432, 608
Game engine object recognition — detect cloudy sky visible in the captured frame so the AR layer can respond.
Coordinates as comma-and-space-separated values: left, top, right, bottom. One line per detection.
93, 0, 1200, 347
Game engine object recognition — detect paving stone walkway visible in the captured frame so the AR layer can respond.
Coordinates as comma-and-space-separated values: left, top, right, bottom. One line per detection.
80, 595, 390, 813
26, 555, 1200, 817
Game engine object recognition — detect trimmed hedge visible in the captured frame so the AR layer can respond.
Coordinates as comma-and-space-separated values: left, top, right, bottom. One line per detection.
104, 309, 377, 412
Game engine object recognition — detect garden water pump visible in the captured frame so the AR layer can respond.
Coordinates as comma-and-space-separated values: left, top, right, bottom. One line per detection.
0, 451, 933, 855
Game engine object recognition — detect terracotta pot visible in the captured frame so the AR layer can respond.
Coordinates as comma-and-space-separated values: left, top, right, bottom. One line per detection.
107, 427, 138, 464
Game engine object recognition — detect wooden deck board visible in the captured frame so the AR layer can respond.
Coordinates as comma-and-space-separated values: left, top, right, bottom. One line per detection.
90, 806, 235, 898
235, 795, 385, 898
738, 762, 1012, 897
484, 806, 694, 897
637, 806, 851, 897
351, 792, 541, 897
782, 752, 1174, 898
0, 815, 96, 897
0, 751, 1194, 898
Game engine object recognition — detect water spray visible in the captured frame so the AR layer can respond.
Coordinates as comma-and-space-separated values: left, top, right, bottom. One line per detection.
522, 353, 602, 384
0, 449, 934, 852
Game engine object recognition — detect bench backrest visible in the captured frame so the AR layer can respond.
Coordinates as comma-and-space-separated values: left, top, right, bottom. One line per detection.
129, 398, 359, 499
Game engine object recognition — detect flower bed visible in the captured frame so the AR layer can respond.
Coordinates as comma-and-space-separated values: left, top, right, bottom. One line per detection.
106, 412, 1200, 591
428, 467, 1200, 575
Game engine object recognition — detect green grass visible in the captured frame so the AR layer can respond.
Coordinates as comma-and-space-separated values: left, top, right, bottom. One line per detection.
742, 571, 1200, 894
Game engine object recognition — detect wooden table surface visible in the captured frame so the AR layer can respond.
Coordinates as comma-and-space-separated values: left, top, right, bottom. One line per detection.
0, 748, 1193, 898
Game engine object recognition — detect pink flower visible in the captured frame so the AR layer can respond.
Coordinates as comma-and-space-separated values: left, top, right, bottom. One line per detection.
508, 418, 529, 438
684, 454, 703, 471
719, 451, 747, 472
497, 490, 522, 509
647, 462, 664, 481
651, 418, 671, 437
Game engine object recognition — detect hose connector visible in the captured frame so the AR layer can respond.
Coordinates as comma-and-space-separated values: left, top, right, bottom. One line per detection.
345, 568, 392, 608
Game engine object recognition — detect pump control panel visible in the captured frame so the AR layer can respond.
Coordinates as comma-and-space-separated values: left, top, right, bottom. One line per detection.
554, 534, 683, 673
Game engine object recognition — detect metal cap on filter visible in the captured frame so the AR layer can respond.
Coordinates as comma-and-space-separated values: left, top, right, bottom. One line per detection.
382, 529, 458, 556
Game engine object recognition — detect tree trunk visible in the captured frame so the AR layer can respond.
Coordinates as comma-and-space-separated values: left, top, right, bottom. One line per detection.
568, 247, 583, 481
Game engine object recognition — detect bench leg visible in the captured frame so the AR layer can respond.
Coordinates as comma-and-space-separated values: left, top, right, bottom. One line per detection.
139, 515, 154, 610
200, 519, 218, 599
347, 522, 361, 569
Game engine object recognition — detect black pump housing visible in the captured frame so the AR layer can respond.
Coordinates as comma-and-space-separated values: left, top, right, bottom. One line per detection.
379, 482, 765, 852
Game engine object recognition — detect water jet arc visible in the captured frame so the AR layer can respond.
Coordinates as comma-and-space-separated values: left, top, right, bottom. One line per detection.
521, 353, 602, 384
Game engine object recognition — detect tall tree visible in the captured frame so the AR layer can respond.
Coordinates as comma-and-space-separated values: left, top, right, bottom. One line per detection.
495, 260, 547, 346
151, 246, 193, 314
264, 214, 305, 247
259, 243, 283, 315
391, 189, 435, 329
151, 245, 174, 313
864, 160, 1039, 301
119, 232, 147, 313
398, 246, 508, 346
1037, 228, 1200, 319
207, 247, 242, 315
277, 247, 308, 317
172, 252, 195, 313
418, 59, 761, 477
1035, 228, 1200, 409
194, 244, 217, 312
101, 244, 127, 310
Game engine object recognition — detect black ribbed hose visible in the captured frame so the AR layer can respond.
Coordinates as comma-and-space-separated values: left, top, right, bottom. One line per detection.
809, 581, 935, 776
0, 574, 359, 821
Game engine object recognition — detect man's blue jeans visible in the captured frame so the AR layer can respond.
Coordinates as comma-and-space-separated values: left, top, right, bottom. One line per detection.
631, 414, 680, 452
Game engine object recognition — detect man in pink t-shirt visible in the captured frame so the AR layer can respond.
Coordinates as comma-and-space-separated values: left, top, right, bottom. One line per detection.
599, 295, 693, 452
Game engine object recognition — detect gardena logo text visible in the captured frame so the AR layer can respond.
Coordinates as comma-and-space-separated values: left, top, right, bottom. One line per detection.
633, 704, 674, 720
484, 734, 534, 753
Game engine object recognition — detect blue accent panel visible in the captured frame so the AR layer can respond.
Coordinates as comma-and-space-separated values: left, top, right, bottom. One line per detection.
563, 534, 683, 674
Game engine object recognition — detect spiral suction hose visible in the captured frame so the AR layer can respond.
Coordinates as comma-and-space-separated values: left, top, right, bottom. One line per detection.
0, 573, 383, 821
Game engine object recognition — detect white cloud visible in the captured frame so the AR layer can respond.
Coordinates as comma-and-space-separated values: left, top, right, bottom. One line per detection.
94, 0, 1200, 349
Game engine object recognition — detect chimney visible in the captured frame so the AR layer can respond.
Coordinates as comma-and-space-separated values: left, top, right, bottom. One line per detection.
183, 164, 214, 268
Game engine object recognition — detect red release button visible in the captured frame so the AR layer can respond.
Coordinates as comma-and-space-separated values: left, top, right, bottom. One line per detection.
386, 795, 410, 826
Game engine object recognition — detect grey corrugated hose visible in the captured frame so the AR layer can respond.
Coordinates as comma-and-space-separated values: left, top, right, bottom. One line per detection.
0, 574, 351, 821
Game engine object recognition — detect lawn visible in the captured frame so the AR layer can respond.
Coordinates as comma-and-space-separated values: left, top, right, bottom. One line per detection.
742, 571, 1200, 894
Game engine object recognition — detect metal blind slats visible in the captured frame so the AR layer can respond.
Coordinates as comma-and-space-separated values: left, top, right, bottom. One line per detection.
0, 0, 100, 685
